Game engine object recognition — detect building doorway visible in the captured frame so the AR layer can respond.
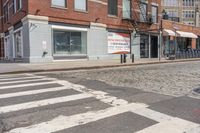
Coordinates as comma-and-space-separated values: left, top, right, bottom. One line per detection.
4, 36, 10, 60
14, 30, 23, 59
151, 36, 158, 58
140, 34, 149, 58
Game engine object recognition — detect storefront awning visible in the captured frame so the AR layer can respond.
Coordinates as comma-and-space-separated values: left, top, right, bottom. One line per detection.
176, 31, 198, 39
163, 29, 175, 36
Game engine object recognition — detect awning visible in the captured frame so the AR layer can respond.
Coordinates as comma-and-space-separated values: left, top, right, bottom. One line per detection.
163, 29, 175, 36
176, 31, 198, 39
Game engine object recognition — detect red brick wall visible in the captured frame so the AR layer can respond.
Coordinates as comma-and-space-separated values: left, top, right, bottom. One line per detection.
162, 20, 200, 36
0, 0, 161, 32
2, 0, 28, 32
28, 0, 161, 30
0, 0, 3, 58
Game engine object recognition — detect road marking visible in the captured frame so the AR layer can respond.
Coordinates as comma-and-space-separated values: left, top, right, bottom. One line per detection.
0, 78, 56, 85
0, 76, 46, 81
0, 93, 93, 114
0, 74, 32, 79
6, 103, 147, 133
131, 107, 173, 122
136, 118, 200, 133
0, 86, 72, 99
59, 81, 129, 107
0, 81, 59, 90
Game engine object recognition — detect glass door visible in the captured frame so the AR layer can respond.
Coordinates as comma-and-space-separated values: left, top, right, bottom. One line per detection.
14, 31, 23, 58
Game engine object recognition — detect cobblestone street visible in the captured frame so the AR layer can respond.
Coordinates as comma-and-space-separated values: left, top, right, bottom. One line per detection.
0, 61, 200, 132
44, 61, 200, 99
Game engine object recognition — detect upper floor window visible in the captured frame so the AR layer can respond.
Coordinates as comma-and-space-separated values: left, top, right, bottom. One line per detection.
123, 0, 131, 18
108, 0, 118, 16
151, 5, 158, 23
52, 0, 66, 8
140, 2, 147, 22
163, 0, 178, 6
3, 3, 9, 23
13, 0, 22, 14
74, 0, 87, 11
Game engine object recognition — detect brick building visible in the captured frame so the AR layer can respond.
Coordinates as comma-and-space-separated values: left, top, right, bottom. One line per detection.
161, 0, 200, 26
0, 0, 4, 59
0, 0, 199, 63
0, 0, 163, 62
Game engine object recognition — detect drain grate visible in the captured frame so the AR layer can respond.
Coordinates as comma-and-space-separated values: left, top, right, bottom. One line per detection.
193, 88, 200, 94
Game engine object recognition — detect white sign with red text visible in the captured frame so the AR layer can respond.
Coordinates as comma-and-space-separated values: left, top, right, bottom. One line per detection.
108, 32, 130, 54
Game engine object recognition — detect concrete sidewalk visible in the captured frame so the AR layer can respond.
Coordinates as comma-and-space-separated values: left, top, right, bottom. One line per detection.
0, 58, 200, 74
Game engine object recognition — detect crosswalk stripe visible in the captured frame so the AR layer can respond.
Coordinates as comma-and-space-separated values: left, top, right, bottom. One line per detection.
59, 81, 129, 107
0, 86, 72, 99
135, 118, 200, 133
0, 81, 58, 90
0, 74, 31, 79
0, 93, 93, 114
0, 76, 46, 81
6, 103, 147, 133
0, 78, 56, 85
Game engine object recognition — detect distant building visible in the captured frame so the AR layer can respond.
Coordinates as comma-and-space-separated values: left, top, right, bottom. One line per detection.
161, 0, 200, 27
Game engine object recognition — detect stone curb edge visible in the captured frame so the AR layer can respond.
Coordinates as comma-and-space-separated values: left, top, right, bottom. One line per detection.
0, 59, 200, 75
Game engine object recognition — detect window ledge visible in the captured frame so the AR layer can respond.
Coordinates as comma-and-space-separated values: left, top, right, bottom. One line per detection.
108, 15, 118, 19
74, 9, 88, 14
51, 6, 67, 10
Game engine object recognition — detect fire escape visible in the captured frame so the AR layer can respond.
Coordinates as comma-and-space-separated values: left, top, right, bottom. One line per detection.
123, 0, 153, 33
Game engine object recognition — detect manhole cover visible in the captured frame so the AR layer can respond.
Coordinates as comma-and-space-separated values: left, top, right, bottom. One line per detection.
193, 88, 200, 94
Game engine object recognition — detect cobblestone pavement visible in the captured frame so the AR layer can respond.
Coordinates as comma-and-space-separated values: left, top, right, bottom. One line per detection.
0, 63, 200, 132
41, 61, 200, 99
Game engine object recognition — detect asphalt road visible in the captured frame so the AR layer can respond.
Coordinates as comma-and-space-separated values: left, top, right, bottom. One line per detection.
0, 61, 200, 133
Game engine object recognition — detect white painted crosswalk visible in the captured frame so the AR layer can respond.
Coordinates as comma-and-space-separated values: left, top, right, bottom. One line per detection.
0, 74, 199, 133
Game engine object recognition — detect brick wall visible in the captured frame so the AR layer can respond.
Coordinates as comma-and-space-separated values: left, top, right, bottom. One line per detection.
0, 0, 161, 32
2, 0, 28, 32
162, 20, 200, 36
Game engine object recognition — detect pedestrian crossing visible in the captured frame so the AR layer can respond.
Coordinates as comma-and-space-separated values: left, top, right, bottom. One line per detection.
0, 74, 199, 133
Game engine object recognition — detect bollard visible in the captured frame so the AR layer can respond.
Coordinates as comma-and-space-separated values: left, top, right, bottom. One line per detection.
132, 54, 134, 63
123, 54, 127, 63
120, 54, 124, 64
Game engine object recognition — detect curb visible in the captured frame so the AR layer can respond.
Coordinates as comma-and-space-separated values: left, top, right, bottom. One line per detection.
0, 58, 200, 75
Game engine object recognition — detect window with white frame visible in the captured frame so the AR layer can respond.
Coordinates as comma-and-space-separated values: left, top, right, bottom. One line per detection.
74, 0, 87, 11
13, 0, 22, 13
152, 5, 158, 23
140, 2, 147, 22
52, 0, 66, 8
3, 3, 9, 23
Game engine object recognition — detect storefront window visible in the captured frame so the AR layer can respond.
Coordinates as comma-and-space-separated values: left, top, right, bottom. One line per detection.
140, 35, 149, 58
53, 30, 87, 55
197, 37, 200, 49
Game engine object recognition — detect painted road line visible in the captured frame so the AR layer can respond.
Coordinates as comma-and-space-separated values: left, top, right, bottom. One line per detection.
7, 103, 147, 133
0, 86, 72, 99
59, 81, 129, 106
0, 81, 59, 90
135, 118, 200, 133
0, 74, 32, 79
0, 76, 46, 81
0, 93, 93, 114
131, 107, 173, 123
0, 78, 57, 85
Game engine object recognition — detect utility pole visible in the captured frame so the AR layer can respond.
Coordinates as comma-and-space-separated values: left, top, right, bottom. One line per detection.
159, 19, 163, 61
